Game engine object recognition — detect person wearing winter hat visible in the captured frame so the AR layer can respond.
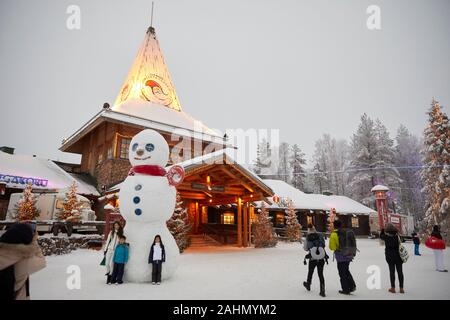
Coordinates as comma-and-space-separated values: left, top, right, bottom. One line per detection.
428, 225, 447, 272
380, 223, 405, 294
0, 223, 46, 300
303, 223, 328, 297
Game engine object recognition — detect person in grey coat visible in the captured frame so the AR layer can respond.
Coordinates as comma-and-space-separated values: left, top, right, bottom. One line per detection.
303, 224, 328, 297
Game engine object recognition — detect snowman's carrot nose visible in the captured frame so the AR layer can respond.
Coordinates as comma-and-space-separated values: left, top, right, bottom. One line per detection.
136, 149, 144, 156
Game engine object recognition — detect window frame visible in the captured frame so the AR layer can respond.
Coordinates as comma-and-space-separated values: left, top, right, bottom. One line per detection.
119, 138, 131, 159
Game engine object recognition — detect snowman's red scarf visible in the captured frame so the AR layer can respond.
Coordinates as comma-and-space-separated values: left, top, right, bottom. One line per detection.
128, 165, 167, 177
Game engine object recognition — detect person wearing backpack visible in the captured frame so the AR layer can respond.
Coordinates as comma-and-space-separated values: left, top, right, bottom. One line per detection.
380, 223, 405, 294
329, 219, 357, 295
302, 224, 328, 297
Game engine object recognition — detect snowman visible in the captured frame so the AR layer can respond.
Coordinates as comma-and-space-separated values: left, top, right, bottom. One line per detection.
119, 129, 184, 282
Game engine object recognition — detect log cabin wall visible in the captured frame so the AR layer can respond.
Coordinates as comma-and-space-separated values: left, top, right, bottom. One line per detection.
75, 121, 225, 189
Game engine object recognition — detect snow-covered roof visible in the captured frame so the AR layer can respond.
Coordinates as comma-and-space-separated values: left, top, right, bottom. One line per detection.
60, 26, 228, 153
105, 148, 274, 197
258, 179, 376, 215
0, 151, 99, 196
68, 173, 100, 196
168, 148, 273, 195
371, 184, 389, 192
60, 107, 226, 153
113, 26, 182, 112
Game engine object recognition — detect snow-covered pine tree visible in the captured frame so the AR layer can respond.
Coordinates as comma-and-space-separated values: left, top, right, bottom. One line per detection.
312, 137, 331, 193
374, 119, 403, 209
348, 114, 401, 206
14, 182, 40, 221
395, 125, 425, 220
421, 99, 450, 239
167, 192, 192, 253
254, 202, 277, 248
253, 139, 272, 175
57, 181, 83, 221
290, 144, 306, 190
348, 114, 378, 204
312, 162, 328, 194
313, 134, 350, 195
277, 142, 291, 183
285, 200, 301, 241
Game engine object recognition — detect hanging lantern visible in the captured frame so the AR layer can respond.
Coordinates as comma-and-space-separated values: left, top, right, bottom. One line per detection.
273, 195, 279, 203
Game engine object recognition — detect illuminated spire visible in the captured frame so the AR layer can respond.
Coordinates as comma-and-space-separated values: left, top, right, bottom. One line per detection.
113, 26, 182, 111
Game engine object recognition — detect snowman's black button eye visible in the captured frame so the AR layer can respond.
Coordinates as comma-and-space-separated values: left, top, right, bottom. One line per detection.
145, 143, 154, 152
132, 143, 139, 151
135, 184, 142, 191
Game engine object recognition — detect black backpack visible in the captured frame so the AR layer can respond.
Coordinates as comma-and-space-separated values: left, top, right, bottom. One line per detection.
338, 228, 357, 258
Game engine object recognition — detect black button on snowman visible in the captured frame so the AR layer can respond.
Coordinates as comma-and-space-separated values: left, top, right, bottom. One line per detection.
118, 129, 183, 282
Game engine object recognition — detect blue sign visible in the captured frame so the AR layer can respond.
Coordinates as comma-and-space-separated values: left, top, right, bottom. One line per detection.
0, 174, 49, 188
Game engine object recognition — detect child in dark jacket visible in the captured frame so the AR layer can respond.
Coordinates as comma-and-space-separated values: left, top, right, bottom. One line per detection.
148, 235, 166, 285
412, 232, 421, 256
380, 224, 404, 294
111, 236, 129, 285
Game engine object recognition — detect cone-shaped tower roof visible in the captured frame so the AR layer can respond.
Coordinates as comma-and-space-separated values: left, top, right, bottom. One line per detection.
113, 26, 182, 111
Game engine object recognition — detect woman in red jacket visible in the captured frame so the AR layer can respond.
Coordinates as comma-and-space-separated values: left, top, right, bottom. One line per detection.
426, 225, 447, 272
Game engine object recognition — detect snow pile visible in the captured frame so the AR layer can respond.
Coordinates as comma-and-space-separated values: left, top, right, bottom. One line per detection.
37, 235, 103, 256
31, 239, 450, 300
0, 151, 99, 195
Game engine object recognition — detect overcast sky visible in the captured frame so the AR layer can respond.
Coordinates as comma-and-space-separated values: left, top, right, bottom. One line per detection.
0, 0, 449, 167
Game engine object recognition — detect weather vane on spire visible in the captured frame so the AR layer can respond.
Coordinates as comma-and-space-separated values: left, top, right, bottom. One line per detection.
150, 1, 155, 28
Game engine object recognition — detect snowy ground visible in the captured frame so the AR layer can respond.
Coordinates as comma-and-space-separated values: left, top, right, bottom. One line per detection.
31, 239, 450, 300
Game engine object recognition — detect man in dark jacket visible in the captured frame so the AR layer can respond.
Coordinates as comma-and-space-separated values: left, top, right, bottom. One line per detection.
329, 220, 356, 295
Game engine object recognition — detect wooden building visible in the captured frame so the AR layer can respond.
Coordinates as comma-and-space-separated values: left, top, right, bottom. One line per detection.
58, 25, 274, 247
258, 179, 375, 236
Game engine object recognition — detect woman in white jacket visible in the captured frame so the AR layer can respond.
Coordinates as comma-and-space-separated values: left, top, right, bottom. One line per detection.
104, 221, 123, 284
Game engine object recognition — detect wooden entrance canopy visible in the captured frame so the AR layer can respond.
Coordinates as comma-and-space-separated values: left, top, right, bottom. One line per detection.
172, 149, 274, 247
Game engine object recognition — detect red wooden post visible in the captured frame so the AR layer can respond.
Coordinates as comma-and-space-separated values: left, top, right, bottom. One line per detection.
371, 185, 390, 230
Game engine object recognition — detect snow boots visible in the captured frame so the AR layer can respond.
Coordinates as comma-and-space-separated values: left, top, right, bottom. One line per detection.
319, 284, 326, 297
388, 287, 396, 293
303, 281, 326, 297
106, 274, 112, 285
303, 281, 311, 291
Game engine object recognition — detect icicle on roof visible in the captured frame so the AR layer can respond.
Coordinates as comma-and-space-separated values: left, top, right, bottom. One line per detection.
113, 26, 182, 112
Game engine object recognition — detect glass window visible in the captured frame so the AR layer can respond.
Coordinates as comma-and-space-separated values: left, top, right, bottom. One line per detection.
56, 200, 63, 209
275, 213, 285, 226
120, 138, 131, 159
352, 217, 359, 228
222, 213, 235, 225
